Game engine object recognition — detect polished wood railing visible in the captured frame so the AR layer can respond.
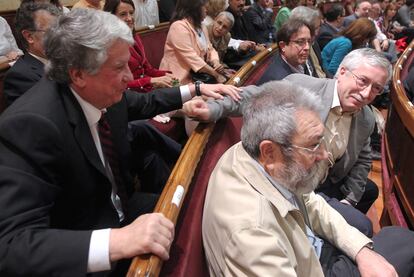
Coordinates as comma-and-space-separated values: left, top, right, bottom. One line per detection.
127, 44, 278, 277
381, 40, 414, 229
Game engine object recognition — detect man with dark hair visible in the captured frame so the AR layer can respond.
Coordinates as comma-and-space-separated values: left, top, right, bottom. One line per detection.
317, 3, 345, 50
226, 0, 254, 40
343, 0, 372, 27
257, 18, 316, 84
0, 8, 239, 276
243, 0, 276, 44
3, 2, 60, 106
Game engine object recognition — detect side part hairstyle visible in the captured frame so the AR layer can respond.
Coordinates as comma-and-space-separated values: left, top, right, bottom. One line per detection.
241, 80, 323, 158
171, 0, 209, 29
44, 8, 133, 83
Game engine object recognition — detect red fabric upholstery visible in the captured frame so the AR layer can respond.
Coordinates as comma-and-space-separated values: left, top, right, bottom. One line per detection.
243, 57, 273, 86
139, 27, 170, 69
160, 117, 243, 277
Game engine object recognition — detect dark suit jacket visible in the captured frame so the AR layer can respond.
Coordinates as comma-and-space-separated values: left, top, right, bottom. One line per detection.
343, 13, 357, 28
257, 52, 317, 85
226, 7, 251, 41
243, 3, 276, 44
0, 77, 183, 276
317, 22, 340, 50
3, 53, 44, 107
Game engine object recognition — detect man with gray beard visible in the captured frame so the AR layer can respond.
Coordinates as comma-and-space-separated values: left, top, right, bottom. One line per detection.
202, 81, 414, 277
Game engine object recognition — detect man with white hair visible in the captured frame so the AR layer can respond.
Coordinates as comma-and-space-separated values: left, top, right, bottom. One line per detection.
202, 80, 414, 276
185, 48, 390, 236
0, 8, 239, 276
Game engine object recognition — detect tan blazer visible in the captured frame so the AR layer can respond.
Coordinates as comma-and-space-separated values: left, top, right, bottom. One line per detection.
202, 142, 371, 277
160, 19, 220, 84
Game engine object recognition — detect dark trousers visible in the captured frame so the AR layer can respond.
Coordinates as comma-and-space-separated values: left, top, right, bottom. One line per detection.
128, 120, 182, 194
317, 178, 379, 214
320, 226, 414, 277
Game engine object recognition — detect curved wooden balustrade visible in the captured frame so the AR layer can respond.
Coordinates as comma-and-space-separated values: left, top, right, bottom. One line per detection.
381, 40, 414, 229
127, 44, 278, 277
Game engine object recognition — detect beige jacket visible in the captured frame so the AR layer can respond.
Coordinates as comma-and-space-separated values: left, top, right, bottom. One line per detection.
160, 19, 220, 84
202, 142, 372, 277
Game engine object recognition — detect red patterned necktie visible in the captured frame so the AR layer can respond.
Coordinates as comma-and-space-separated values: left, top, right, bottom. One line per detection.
98, 113, 128, 214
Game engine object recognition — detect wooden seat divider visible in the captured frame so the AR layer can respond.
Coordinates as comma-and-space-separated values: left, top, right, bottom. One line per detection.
380, 40, 414, 230
127, 44, 278, 277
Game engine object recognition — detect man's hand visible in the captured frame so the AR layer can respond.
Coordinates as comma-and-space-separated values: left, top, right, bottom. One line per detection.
239, 41, 256, 52
356, 246, 398, 277
183, 98, 211, 121
200, 83, 242, 101
109, 213, 174, 262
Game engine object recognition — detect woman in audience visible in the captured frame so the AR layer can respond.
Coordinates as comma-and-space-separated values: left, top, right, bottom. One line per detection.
382, 2, 414, 44
203, 0, 227, 26
322, 18, 377, 75
160, 0, 227, 84
104, 0, 178, 92
0, 16, 23, 65
273, 0, 300, 31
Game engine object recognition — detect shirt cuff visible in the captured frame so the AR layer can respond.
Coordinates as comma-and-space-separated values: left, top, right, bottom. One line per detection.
87, 229, 111, 273
179, 84, 192, 103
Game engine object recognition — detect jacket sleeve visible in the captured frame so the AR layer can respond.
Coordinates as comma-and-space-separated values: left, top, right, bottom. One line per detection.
127, 76, 153, 92
323, 39, 352, 75
305, 192, 372, 260
3, 70, 37, 106
0, 114, 91, 276
223, 227, 298, 276
246, 7, 273, 31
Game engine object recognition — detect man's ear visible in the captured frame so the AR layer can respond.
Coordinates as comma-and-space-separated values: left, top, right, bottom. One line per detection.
279, 41, 286, 52
21, 29, 34, 45
69, 68, 87, 88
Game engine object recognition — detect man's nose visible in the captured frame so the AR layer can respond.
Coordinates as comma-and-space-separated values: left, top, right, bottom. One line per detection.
360, 83, 373, 99
315, 148, 328, 162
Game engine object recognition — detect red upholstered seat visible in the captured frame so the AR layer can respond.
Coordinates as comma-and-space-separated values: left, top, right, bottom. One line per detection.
160, 117, 243, 277
138, 26, 169, 69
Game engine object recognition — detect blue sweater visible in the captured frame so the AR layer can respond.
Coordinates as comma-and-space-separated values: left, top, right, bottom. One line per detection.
321, 36, 352, 75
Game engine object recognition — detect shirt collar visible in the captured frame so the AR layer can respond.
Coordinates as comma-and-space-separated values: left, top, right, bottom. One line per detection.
70, 86, 105, 127
281, 54, 304, 74
331, 81, 356, 116
29, 52, 48, 65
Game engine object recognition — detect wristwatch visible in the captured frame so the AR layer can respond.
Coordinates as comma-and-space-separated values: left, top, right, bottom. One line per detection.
195, 81, 202, 97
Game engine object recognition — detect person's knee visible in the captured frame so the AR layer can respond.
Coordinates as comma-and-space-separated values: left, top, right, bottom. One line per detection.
364, 179, 379, 202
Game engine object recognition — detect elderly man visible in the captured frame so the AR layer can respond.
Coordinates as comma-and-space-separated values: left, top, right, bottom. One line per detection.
3, 2, 60, 106
257, 18, 316, 85
343, 0, 372, 27
202, 81, 414, 277
185, 48, 390, 236
0, 9, 239, 276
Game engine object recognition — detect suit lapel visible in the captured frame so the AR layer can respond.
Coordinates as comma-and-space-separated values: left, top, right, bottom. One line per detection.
60, 85, 108, 177
24, 54, 45, 78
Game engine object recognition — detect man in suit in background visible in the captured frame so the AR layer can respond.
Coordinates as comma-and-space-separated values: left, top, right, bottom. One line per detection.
3, 2, 60, 106
257, 19, 316, 85
184, 48, 390, 237
0, 8, 239, 276
243, 0, 276, 44
202, 80, 414, 277
317, 3, 345, 50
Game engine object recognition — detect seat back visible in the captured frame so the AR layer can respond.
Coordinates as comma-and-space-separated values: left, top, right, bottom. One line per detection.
136, 22, 170, 69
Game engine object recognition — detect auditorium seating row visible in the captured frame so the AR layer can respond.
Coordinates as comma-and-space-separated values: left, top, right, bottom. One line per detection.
380, 39, 414, 230
126, 44, 279, 277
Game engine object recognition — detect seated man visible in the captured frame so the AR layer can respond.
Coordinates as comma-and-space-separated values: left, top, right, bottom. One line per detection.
317, 3, 344, 50
3, 2, 60, 106
186, 48, 389, 236
243, 0, 276, 44
0, 8, 239, 276
202, 80, 414, 276
257, 18, 317, 85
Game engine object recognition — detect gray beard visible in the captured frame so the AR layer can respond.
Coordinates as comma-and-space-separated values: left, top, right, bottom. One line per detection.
276, 158, 325, 196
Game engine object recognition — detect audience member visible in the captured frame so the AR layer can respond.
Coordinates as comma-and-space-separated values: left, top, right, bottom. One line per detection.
160, 0, 227, 84
379, 0, 390, 11
0, 16, 23, 65
203, 0, 227, 26
273, 0, 300, 31
104, 0, 177, 92
0, 8, 240, 276
20, 0, 70, 13
185, 48, 391, 236
384, 2, 414, 44
322, 18, 376, 75
257, 19, 315, 85
72, 0, 104, 9
317, 3, 345, 50
132, 0, 160, 27
244, 0, 276, 44
158, 0, 176, 22
226, 0, 253, 40
395, 0, 414, 28
202, 80, 414, 277
290, 6, 329, 78
3, 2, 60, 107
343, 0, 372, 27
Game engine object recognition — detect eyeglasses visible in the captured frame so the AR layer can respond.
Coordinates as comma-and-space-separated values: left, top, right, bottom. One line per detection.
290, 136, 325, 157
290, 39, 312, 48
347, 69, 385, 96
